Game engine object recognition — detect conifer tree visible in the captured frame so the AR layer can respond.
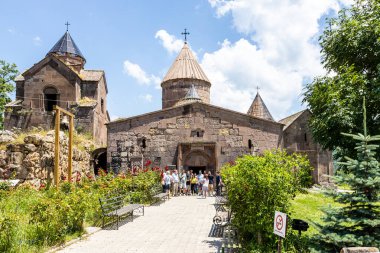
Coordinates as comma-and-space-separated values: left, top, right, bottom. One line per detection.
314, 98, 380, 252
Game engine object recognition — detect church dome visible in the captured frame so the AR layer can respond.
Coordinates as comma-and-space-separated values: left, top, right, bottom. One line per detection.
47, 31, 85, 61
161, 43, 210, 84
161, 43, 211, 109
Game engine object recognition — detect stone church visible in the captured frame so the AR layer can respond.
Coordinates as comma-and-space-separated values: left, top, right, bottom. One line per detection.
107, 42, 333, 183
4, 30, 109, 146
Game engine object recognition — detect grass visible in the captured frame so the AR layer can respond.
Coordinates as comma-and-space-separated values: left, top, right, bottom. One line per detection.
289, 190, 342, 236
0, 128, 97, 152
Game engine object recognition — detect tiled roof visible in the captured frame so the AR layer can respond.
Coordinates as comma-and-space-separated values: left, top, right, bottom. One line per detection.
79, 70, 104, 81
247, 92, 274, 121
47, 32, 85, 60
279, 110, 307, 130
162, 43, 210, 84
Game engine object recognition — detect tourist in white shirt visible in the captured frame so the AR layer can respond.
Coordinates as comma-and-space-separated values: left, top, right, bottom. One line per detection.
172, 170, 179, 196
197, 171, 204, 196
202, 174, 209, 198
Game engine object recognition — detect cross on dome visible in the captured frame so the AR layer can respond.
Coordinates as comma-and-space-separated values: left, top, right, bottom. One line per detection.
181, 28, 190, 43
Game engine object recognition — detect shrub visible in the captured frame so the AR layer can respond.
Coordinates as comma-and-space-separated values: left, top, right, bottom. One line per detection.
221, 150, 312, 251
0, 212, 16, 252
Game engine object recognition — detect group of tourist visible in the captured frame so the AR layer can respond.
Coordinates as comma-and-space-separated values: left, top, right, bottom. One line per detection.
161, 170, 222, 198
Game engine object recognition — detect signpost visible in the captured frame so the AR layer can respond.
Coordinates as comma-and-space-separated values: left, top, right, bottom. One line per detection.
274, 211, 287, 253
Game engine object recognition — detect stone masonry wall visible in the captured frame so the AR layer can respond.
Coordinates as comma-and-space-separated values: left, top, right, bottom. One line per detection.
283, 111, 333, 183
107, 103, 283, 173
162, 79, 211, 109
0, 131, 91, 182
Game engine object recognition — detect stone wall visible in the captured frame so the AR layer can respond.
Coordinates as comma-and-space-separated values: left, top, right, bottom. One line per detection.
283, 111, 333, 183
161, 79, 211, 109
107, 102, 283, 173
0, 130, 91, 182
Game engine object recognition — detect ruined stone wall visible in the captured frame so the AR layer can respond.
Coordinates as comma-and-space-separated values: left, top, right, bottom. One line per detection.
161, 79, 211, 109
107, 103, 283, 173
283, 111, 333, 183
0, 131, 91, 182
93, 76, 108, 146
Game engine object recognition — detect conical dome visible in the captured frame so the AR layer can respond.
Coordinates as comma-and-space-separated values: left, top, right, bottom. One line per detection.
47, 32, 85, 61
247, 92, 274, 121
162, 43, 210, 84
161, 43, 211, 109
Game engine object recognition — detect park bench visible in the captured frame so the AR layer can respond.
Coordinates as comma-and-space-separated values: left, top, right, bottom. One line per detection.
152, 185, 169, 204
99, 192, 144, 229
213, 196, 231, 227
221, 224, 242, 253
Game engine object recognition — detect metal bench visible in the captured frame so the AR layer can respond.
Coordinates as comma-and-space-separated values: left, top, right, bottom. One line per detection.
221, 224, 242, 253
99, 193, 144, 229
213, 196, 231, 227
152, 186, 170, 204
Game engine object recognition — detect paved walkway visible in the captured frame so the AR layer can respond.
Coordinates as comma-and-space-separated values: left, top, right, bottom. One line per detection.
59, 195, 222, 253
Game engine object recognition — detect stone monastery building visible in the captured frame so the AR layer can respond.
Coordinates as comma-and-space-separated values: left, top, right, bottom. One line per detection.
5, 30, 109, 146
4, 30, 332, 183
107, 42, 333, 183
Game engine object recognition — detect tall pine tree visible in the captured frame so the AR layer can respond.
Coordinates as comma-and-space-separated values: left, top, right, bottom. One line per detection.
314, 98, 380, 252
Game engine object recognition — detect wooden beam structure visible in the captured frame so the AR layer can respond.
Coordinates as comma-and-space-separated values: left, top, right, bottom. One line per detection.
54, 105, 74, 189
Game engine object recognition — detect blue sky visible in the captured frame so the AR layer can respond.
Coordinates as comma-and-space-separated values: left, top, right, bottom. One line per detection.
0, 0, 352, 121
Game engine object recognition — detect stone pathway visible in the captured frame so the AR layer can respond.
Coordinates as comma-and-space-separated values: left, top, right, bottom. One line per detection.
58, 195, 222, 253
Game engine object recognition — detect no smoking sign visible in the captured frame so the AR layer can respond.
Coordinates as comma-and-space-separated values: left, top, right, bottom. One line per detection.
273, 211, 287, 238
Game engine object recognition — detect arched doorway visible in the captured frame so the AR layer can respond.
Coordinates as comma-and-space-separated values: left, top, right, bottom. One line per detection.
43, 86, 59, 111
92, 148, 107, 175
183, 150, 215, 175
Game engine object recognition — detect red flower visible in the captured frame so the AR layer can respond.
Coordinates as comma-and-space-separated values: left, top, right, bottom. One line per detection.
144, 160, 152, 167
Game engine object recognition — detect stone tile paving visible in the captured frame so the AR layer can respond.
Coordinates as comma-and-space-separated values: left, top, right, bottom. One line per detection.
58, 195, 222, 253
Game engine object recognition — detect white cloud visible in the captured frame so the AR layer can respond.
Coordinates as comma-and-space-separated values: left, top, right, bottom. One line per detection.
139, 94, 153, 103
155, 29, 184, 54
123, 60, 160, 87
7, 28, 16, 34
33, 36, 42, 46
203, 0, 352, 119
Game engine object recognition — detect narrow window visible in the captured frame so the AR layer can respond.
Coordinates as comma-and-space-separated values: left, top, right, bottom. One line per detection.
196, 131, 200, 137
248, 139, 253, 149
101, 98, 104, 113
142, 138, 146, 149
304, 133, 307, 142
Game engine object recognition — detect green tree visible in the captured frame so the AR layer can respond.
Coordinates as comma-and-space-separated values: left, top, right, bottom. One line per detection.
221, 150, 312, 251
314, 98, 380, 252
303, 0, 380, 161
0, 60, 18, 129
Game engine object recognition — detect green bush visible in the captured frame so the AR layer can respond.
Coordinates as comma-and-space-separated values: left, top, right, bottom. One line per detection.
0, 170, 161, 252
221, 150, 312, 252
0, 212, 16, 252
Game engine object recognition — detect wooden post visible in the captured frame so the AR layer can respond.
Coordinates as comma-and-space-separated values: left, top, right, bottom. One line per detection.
68, 116, 73, 182
277, 236, 282, 253
54, 105, 75, 189
54, 109, 60, 190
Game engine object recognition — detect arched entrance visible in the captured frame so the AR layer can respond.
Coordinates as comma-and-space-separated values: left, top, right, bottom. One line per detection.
179, 143, 217, 175
43, 86, 59, 111
184, 150, 213, 174
92, 148, 107, 175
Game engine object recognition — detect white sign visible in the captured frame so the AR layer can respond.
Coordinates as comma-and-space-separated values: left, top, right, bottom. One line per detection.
273, 211, 287, 238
